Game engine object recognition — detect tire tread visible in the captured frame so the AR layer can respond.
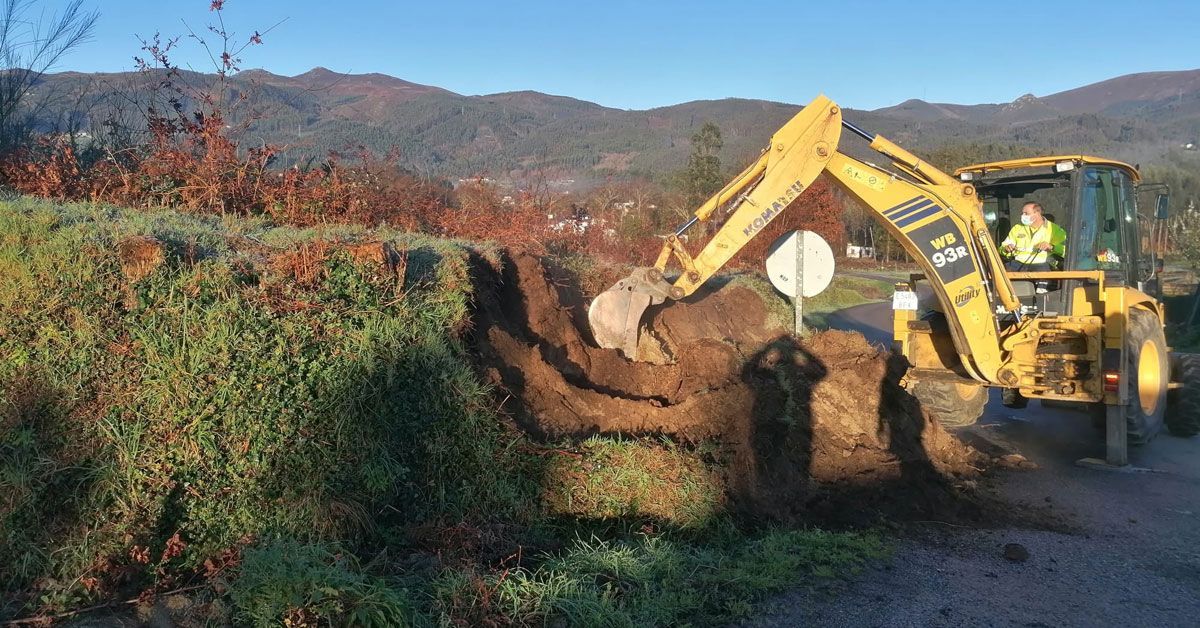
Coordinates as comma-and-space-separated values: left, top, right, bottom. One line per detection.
1167, 353, 1200, 437
911, 380, 988, 428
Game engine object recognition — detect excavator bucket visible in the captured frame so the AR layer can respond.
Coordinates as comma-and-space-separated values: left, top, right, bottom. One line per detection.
587, 267, 673, 359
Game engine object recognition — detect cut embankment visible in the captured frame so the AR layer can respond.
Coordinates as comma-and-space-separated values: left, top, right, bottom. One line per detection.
469, 251, 1011, 526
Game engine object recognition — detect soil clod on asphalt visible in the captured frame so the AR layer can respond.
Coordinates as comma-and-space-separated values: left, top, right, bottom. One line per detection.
1003, 542, 1031, 562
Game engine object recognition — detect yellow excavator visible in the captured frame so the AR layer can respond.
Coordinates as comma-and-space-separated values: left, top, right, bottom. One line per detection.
588, 95, 1199, 466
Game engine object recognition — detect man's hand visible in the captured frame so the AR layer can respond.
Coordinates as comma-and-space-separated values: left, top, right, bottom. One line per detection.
1035, 242, 1052, 252
1004, 243, 1016, 253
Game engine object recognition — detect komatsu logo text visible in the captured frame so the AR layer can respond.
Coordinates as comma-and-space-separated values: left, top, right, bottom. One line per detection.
742, 180, 804, 237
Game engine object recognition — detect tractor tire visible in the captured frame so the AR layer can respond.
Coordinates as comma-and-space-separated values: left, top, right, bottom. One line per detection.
1166, 353, 1200, 437
911, 379, 988, 428
1117, 308, 1170, 444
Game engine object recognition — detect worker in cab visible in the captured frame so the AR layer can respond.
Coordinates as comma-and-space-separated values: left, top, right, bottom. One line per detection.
1002, 202, 1066, 293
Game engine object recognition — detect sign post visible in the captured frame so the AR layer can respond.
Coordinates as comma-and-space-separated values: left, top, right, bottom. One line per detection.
794, 233, 805, 335
765, 230, 834, 337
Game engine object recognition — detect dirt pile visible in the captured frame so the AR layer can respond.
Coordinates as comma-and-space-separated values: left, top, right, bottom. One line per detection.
471, 251, 990, 524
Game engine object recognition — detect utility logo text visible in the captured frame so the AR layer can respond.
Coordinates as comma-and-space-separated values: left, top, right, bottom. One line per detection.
954, 285, 980, 307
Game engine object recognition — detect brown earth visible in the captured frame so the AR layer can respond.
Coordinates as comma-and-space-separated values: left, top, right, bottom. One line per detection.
470, 251, 1041, 527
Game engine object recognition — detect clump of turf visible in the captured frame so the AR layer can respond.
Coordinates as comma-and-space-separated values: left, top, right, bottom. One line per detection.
540, 437, 725, 528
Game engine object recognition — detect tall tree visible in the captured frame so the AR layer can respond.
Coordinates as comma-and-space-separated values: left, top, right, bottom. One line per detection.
680, 121, 724, 208
0, 0, 98, 153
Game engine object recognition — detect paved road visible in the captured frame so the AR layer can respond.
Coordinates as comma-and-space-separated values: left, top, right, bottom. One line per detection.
747, 299, 1200, 627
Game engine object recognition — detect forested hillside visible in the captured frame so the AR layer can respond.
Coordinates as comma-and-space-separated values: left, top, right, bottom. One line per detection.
29, 66, 1200, 188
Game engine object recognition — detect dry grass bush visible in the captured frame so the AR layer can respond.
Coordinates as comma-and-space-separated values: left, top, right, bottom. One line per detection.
0, 132, 594, 256
0, 138, 88, 200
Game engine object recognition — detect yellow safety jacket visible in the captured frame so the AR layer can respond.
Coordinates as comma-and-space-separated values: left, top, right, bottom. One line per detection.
1002, 220, 1066, 265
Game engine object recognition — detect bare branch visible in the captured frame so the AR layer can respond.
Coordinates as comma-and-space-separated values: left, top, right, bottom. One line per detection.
0, 0, 97, 152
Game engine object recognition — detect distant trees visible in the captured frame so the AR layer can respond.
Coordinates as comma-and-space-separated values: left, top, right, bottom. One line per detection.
0, 0, 97, 154
1143, 151, 1200, 217
1140, 151, 1200, 273
922, 142, 1027, 173
585, 178, 671, 240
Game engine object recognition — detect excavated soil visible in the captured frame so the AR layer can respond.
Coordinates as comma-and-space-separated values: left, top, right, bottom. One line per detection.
470, 251, 1041, 527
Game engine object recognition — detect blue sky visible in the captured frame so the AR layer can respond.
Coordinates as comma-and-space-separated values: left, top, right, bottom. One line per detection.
54, 0, 1200, 111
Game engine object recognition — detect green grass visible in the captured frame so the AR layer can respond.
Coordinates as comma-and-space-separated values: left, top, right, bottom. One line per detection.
0, 198, 887, 625
230, 540, 418, 627
0, 198, 531, 612
431, 528, 886, 627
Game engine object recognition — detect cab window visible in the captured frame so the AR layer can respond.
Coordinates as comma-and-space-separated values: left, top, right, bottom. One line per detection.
1074, 167, 1132, 272
981, 183, 1071, 257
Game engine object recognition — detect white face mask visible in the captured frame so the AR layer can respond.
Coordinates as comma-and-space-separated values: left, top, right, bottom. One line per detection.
1020, 214, 1034, 226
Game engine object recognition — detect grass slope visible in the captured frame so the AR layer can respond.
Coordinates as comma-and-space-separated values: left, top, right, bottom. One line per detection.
0, 198, 884, 626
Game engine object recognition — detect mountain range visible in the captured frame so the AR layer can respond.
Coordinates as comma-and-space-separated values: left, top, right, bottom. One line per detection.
32, 67, 1200, 185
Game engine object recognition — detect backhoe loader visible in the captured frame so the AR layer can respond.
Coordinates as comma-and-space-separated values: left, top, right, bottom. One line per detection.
588, 95, 1199, 466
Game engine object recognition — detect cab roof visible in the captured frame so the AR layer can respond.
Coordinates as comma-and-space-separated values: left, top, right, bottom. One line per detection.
953, 155, 1141, 183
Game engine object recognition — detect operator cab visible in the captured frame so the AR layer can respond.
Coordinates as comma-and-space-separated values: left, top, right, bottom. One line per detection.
955, 156, 1164, 317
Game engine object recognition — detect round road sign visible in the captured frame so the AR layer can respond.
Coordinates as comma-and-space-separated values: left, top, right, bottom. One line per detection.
765, 230, 835, 298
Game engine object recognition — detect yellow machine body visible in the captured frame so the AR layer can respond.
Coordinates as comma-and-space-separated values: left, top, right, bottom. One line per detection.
588, 95, 1174, 463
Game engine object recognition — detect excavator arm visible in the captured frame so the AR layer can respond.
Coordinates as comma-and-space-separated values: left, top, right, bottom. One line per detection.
588, 95, 1021, 383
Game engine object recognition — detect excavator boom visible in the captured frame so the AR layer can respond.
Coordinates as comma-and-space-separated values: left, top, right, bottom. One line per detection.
590, 95, 1019, 380
589, 93, 1185, 467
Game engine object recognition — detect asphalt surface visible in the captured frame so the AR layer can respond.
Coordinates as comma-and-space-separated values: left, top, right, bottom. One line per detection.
746, 297, 1200, 628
